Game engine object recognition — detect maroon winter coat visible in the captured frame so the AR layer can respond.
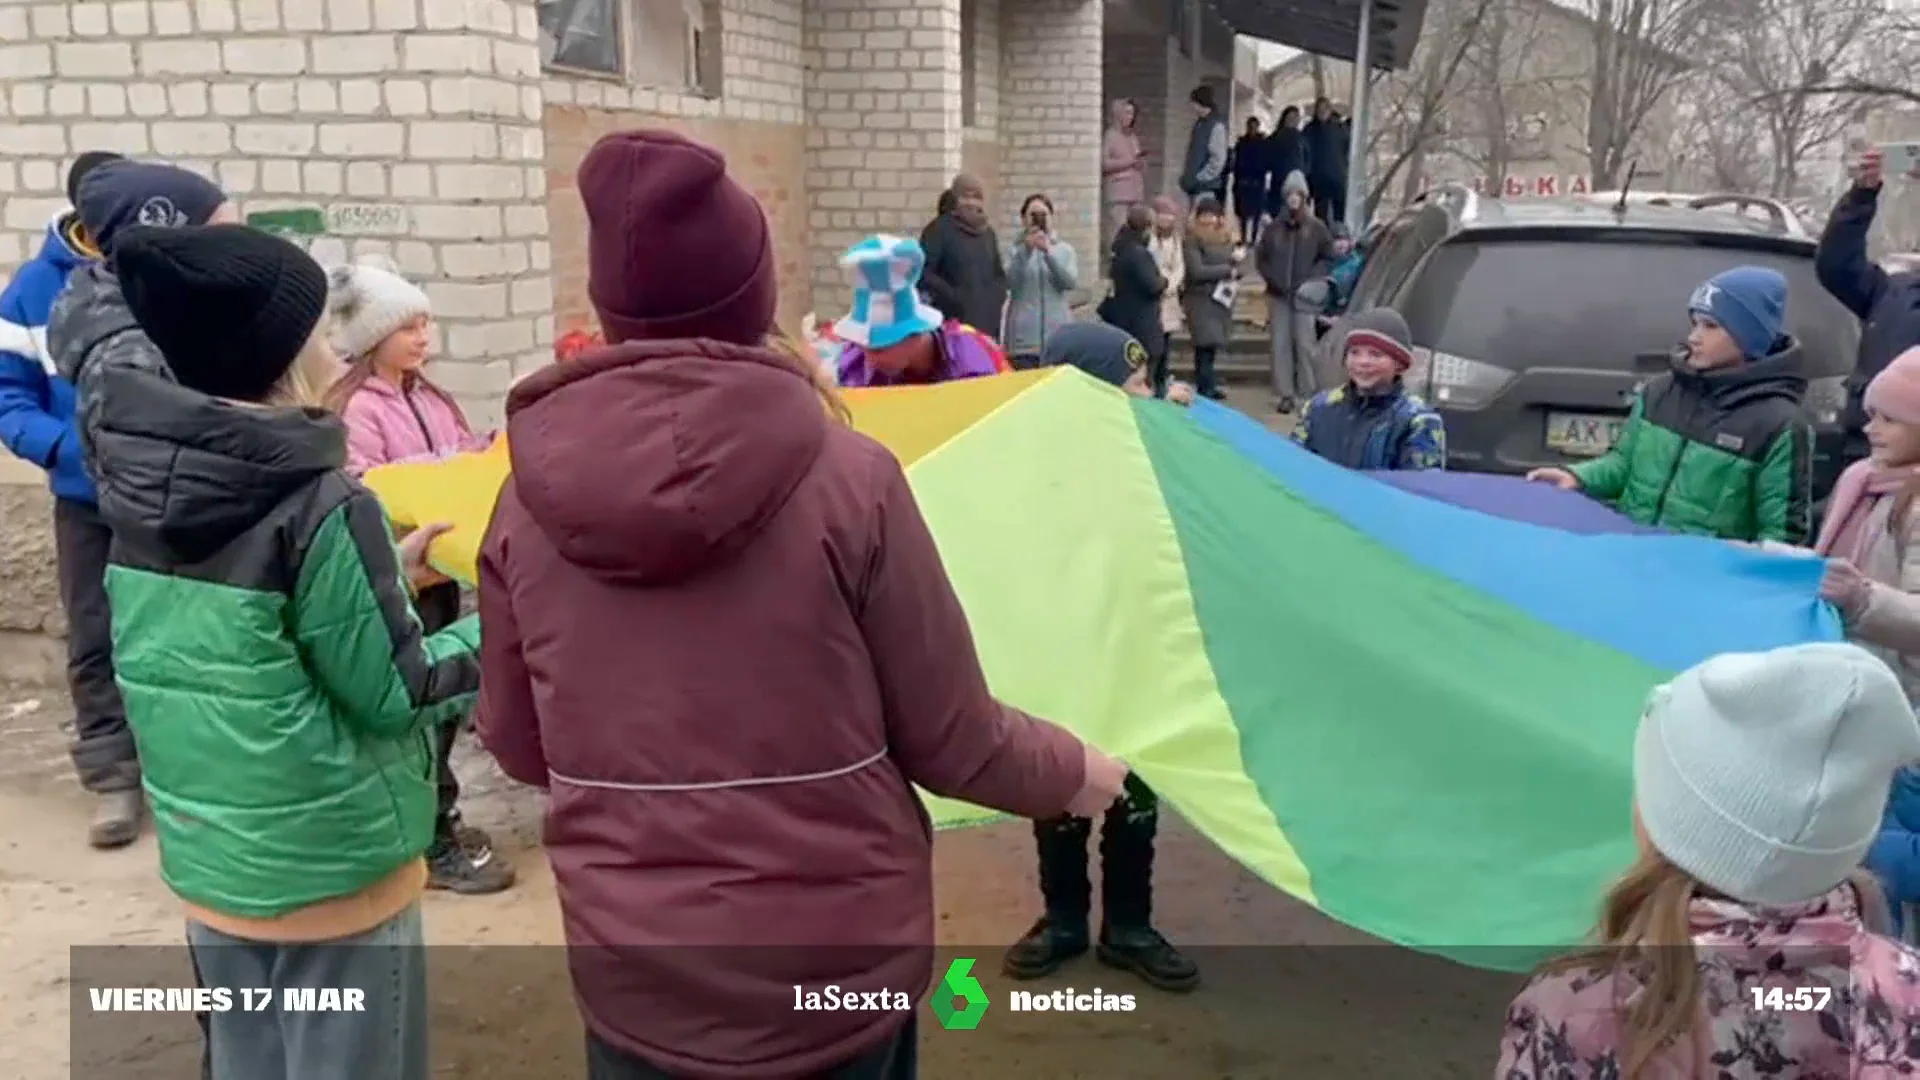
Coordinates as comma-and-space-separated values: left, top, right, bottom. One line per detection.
474, 338, 1088, 1078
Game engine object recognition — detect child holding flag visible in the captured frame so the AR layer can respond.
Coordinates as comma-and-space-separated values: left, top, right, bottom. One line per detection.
322, 256, 511, 895
1496, 643, 1920, 1076
833, 234, 1009, 387
1526, 267, 1813, 543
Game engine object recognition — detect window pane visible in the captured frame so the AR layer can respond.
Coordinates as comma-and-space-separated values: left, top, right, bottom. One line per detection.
1398, 236, 1859, 377
539, 0, 622, 75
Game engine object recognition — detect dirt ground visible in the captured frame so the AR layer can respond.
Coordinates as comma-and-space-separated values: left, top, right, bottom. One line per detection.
0, 386, 1522, 1080
0, 682, 1520, 1080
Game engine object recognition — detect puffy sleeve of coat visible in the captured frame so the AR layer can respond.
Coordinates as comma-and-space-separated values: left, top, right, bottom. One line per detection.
856, 451, 1086, 818
290, 486, 481, 739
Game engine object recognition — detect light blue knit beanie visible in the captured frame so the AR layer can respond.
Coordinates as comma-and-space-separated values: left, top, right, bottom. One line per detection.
1636, 642, 1920, 906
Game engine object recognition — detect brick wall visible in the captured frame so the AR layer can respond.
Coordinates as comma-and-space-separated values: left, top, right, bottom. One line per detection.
803, 0, 963, 315
543, 0, 811, 331
1000, 0, 1101, 283
0, 0, 555, 432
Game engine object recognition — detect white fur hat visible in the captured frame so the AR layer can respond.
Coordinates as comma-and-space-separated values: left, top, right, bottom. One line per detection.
325, 254, 431, 360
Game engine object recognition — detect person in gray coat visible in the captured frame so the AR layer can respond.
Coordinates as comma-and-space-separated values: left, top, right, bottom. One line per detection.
1255, 169, 1334, 414
1179, 195, 1238, 401
1003, 193, 1078, 368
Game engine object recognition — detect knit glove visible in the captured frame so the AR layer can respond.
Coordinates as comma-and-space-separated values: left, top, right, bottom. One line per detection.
1820, 558, 1874, 623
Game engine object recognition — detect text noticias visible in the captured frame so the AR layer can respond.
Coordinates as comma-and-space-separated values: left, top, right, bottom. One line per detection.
1008, 988, 1137, 1013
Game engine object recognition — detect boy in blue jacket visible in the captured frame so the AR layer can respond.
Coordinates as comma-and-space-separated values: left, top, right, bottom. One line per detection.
0, 151, 151, 849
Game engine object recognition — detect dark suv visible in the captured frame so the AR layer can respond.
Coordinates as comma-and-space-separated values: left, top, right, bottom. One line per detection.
1325, 186, 1859, 501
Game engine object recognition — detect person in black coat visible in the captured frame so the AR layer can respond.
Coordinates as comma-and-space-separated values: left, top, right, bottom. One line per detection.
1099, 204, 1169, 388
1230, 116, 1269, 245
920, 173, 1008, 335
1302, 97, 1348, 226
1265, 105, 1311, 220
1816, 143, 1920, 467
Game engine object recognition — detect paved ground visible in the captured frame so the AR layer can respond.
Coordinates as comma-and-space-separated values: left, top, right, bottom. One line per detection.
0, 386, 1525, 1079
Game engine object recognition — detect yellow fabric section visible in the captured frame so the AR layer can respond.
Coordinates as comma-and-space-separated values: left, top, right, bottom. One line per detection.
844, 365, 1055, 468
361, 436, 511, 583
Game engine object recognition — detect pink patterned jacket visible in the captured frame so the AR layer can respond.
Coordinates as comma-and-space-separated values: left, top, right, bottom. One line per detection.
1497, 884, 1920, 1078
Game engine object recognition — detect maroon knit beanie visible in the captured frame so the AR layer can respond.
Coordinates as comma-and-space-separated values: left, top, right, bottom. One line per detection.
578, 129, 778, 346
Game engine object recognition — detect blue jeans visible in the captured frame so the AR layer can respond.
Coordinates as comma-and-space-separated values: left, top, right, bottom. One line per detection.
186, 901, 428, 1080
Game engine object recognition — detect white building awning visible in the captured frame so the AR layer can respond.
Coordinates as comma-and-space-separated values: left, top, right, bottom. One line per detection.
1210, 0, 1430, 71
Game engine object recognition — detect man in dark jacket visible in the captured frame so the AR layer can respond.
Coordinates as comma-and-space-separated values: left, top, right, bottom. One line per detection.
1302, 97, 1348, 226
1229, 116, 1268, 245
920, 173, 1007, 335
1179, 85, 1228, 202
1816, 143, 1920, 466
1256, 171, 1334, 413
1265, 105, 1311, 220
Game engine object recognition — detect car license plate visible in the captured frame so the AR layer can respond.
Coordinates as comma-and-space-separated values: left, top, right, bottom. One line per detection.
1545, 412, 1626, 457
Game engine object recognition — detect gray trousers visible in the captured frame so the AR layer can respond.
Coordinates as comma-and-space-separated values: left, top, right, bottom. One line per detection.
1267, 294, 1319, 401
187, 901, 427, 1080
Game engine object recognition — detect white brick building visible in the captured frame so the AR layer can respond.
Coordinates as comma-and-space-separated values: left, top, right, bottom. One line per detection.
0, 0, 1268, 430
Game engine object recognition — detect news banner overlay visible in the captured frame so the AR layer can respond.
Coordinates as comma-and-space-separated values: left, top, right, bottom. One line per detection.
90, 987, 367, 1012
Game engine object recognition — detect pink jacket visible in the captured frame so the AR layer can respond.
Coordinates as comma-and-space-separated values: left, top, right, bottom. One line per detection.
1496, 884, 1920, 1078
339, 373, 489, 476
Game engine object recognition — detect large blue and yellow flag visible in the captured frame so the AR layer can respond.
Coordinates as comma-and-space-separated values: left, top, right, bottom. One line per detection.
365, 367, 1839, 971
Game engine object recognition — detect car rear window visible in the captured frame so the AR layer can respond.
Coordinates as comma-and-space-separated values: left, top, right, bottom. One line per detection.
1394, 233, 1859, 378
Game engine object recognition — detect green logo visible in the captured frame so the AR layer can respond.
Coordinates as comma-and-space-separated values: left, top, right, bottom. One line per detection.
929, 958, 990, 1031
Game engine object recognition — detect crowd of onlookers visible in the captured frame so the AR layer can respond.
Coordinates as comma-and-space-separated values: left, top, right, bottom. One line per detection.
10, 119, 1920, 1080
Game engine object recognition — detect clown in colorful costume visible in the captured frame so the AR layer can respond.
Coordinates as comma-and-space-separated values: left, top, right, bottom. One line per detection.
832, 234, 1009, 387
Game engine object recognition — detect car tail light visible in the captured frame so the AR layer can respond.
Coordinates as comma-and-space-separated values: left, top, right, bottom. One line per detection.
1408, 347, 1516, 409
1804, 375, 1845, 426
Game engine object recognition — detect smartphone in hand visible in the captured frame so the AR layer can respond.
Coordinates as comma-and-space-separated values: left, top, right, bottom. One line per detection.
1882, 141, 1920, 180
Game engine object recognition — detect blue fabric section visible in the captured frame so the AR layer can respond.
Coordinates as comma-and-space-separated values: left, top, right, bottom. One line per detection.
0, 219, 93, 503
1185, 398, 1841, 672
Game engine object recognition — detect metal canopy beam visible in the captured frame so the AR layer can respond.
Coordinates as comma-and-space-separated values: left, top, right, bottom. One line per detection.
1208, 0, 1429, 72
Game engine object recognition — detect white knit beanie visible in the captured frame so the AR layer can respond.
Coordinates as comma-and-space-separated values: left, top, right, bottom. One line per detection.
1636, 642, 1920, 906
325, 254, 431, 361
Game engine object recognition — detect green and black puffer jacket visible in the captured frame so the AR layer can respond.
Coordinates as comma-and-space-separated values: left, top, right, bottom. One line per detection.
90, 365, 481, 920
1570, 337, 1813, 544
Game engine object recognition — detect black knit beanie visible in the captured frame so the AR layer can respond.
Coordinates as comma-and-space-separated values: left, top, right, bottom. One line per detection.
113, 224, 330, 402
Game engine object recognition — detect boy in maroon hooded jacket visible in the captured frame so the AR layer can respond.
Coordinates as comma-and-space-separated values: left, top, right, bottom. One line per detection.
473, 129, 1131, 1080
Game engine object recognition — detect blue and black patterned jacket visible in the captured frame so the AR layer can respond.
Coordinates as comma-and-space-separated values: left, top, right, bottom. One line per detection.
1292, 380, 1446, 471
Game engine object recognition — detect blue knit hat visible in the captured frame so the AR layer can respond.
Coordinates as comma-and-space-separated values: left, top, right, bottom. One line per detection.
834, 235, 945, 350
1688, 267, 1787, 360
76, 159, 227, 255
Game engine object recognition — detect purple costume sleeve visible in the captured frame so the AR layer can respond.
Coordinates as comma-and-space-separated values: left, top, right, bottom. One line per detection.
836, 324, 1003, 388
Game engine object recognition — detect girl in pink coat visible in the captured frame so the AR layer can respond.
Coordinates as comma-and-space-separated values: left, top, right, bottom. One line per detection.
322, 256, 512, 897
1495, 643, 1920, 1079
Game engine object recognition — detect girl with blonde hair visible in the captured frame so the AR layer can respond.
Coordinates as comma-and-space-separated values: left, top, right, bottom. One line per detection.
1496, 642, 1920, 1079
320, 254, 511, 895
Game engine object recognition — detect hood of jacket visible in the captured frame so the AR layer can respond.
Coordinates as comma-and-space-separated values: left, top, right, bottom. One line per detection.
90, 365, 346, 563
1671, 334, 1807, 409
48, 263, 170, 388
504, 338, 829, 586
38, 213, 90, 276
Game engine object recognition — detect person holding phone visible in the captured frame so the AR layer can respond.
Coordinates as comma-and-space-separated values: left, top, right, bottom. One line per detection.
1003, 195, 1078, 370
1816, 142, 1920, 469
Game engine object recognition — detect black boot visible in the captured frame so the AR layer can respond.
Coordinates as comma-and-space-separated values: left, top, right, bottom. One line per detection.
1193, 346, 1221, 401
1096, 775, 1200, 993
1003, 816, 1092, 979
427, 812, 515, 894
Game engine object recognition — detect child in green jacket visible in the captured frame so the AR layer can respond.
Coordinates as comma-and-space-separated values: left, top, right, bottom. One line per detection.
1527, 267, 1814, 544
95, 223, 480, 1080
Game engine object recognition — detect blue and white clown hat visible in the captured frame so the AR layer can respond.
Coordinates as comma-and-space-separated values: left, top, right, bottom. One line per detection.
833, 234, 945, 350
